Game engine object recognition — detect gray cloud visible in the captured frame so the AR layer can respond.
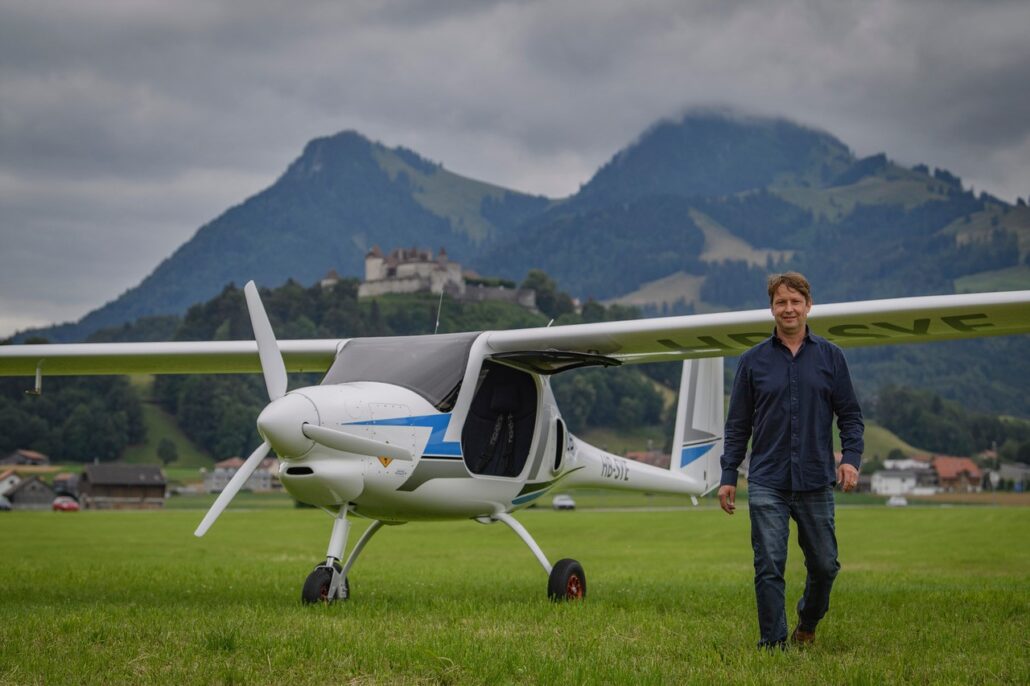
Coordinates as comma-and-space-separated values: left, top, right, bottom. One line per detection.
1, 0, 1028, 336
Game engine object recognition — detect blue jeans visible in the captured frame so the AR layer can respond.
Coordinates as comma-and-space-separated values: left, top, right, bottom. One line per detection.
748, 483, 840, 647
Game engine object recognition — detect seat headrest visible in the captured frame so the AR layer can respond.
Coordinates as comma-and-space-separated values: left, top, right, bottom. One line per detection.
490, 385, 520, 413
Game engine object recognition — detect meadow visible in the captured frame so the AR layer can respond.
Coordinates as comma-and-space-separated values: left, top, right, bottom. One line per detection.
1, 501, 1027, 684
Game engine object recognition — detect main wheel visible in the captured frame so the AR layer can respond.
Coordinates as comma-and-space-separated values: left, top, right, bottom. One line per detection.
301, 565, 349, 604
548, 558, 586, 601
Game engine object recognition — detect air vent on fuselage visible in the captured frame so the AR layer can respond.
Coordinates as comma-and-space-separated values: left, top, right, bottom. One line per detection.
286, 467, 314, 476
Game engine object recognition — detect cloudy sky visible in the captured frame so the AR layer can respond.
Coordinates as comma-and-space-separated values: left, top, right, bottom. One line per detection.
1, 0, 1028, 337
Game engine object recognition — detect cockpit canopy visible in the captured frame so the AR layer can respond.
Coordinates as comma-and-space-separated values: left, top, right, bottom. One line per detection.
321, 332, 480, 411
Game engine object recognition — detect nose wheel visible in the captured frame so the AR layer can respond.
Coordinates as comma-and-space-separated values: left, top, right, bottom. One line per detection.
302, 562, 349, 604
548, 558, 586, 601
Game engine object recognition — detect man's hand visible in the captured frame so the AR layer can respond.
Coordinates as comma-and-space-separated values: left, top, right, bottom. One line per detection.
718, 485, 736, 514
838, 463, 859, 492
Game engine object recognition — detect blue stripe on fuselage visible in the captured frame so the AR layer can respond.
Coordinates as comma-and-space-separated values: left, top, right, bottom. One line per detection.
345, 413, 462, 457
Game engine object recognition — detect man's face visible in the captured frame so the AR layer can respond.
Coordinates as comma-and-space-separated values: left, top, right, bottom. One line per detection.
771, 284, 811, 337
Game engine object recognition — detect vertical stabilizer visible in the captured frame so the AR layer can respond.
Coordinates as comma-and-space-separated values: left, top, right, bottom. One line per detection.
670, 358, 724, 495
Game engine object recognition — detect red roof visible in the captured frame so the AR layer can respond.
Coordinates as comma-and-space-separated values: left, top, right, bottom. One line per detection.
933, 456, 982, 480
15, 449, 48, 462
216, 457, 245, 469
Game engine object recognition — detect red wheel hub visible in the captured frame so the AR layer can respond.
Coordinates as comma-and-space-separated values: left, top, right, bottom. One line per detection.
566, 574, 583, 598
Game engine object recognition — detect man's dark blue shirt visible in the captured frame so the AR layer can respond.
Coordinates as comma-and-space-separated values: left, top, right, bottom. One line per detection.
720, 328, 864, 491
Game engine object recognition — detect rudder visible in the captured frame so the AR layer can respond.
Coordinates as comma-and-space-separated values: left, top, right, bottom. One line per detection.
670, 357, 724, 495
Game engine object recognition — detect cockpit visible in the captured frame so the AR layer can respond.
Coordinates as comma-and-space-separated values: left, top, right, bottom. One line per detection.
321, 332, 480, 411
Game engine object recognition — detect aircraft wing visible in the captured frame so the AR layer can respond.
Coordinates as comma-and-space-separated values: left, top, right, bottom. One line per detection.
0, 291, 1027, 377
484, 290, 1030, 364
0, 339, 344, 377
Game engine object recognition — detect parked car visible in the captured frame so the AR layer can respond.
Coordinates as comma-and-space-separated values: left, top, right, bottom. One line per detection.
886, 495, 909, 507
0, 495, 11, 511
551, 494, 576, 511
52, 496, 80, 512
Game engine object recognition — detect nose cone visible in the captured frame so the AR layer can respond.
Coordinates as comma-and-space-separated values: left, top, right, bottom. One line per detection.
256, 393, 318, 458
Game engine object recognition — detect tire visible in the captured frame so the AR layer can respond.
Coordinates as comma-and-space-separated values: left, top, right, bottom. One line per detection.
548, 558, 586, 601
301, 566, 349, 604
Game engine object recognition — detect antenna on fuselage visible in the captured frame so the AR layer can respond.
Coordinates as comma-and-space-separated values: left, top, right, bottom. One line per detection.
434, 289, 445, 334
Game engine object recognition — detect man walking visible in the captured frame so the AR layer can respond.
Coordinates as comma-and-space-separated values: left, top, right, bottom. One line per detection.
718, 272, 863, 649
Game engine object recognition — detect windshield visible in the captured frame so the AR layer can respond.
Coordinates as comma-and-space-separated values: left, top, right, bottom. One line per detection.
321, 332, 480, 411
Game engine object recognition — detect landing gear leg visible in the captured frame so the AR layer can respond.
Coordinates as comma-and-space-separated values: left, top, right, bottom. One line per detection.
302, 509, 351, 604
341, 519, 384, 579
489, 512, 586, 602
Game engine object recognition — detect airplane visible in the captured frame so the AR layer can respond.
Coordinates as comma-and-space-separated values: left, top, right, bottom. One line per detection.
1, 284, 1028, 604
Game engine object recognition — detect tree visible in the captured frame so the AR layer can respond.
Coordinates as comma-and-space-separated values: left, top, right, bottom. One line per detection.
521, 269, 574, 320
157, 438, 178, 466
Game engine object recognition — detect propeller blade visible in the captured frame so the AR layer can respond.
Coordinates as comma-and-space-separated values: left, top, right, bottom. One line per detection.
194, 441, 271, 537
302, 424, 413, 462
244, 280, 288, 401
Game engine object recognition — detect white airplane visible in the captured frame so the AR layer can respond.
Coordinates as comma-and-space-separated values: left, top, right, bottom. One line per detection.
1, 284, 1028, 603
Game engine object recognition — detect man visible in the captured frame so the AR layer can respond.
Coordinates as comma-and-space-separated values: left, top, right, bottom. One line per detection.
718, 272, 863, 649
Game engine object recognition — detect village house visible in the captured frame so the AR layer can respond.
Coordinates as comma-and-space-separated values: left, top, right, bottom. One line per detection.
52, 472, 79, 497
79, 464, 167, 509
205, 457, 279, 493
625, 449, 670, 469
0, 468, 22, 496
871, 470, 918, 496
988, 462, 1030, 491
0, 449, 50, 466
932, 456, 982, 493
5, 476, 55, 510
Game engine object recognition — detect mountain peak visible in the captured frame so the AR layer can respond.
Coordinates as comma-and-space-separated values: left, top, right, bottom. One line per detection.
577, 110, 853, 203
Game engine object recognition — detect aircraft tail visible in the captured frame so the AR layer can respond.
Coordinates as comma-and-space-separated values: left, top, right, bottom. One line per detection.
669, 357, 724, 496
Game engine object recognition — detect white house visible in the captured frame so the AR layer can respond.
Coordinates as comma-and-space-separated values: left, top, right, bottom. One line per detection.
871, 470, 918, 496
0, 469, 22, 496
205, 457, 279, 493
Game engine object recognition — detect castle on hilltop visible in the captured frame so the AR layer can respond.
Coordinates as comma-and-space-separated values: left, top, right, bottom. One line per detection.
325, 246, 536, 310
358, 246, 465, 298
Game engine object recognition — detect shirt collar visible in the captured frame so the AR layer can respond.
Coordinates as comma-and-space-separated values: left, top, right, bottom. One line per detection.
770, 326, 813, 349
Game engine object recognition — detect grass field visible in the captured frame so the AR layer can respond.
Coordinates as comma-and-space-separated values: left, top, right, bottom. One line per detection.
2, 503, 1027, 684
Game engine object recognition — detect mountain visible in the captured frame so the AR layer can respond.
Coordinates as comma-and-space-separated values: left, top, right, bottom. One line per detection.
477, 113, 1029, 307
16, 111, 1029, 345
21, 131, 550, 342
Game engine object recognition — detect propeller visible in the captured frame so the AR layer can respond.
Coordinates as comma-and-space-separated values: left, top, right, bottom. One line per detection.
244, 281, 287, 401
194, 441, 271, 537
195, 279, 399, 537
195, 280, 287, 537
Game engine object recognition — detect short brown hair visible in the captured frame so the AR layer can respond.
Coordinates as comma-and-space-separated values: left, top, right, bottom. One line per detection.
767, 272, 812, 304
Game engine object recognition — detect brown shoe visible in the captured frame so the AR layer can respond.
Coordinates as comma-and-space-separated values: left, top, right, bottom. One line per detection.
790, 626, 816, 645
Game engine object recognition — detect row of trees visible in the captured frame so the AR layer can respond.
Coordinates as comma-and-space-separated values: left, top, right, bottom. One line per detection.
870, 385, 1030, 459
0, 376, 144, 462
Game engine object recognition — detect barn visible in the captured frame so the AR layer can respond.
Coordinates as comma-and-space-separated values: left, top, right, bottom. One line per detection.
79, 464, 167, 509
5, 476, 56, 510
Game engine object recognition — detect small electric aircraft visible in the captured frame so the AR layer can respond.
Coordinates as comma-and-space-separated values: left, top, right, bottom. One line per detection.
1, 285, 1028, 603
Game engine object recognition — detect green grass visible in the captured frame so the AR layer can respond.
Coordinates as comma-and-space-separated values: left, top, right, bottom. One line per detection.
1, 506, 1027, 684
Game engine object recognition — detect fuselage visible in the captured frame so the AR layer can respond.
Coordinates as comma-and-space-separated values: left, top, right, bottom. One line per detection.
266, 331, 703, 521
